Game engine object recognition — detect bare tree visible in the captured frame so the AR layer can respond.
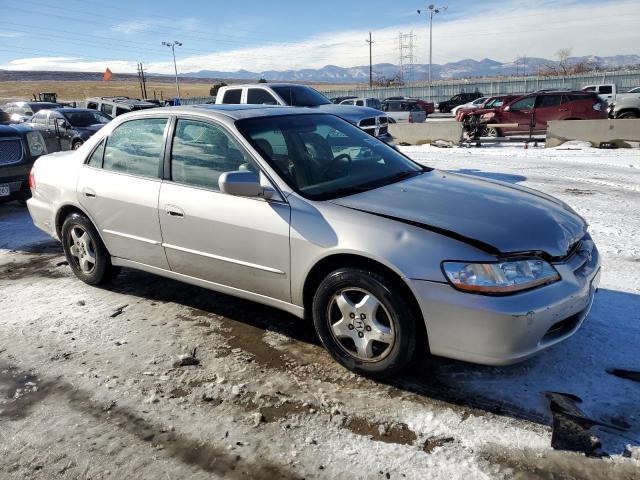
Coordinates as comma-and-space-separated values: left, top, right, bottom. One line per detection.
556, 48, 572, 76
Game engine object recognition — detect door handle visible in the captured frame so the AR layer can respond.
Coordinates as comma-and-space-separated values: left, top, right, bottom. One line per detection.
165, 205, 184, 218
82, 187, 96, 198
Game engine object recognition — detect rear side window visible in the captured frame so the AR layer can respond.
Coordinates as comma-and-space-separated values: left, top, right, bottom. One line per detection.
101, 104, 114, 115
87, 139, 106, 168
115, 107, 129, 116
103, 118, 167, 178
564, 94, 593, 102
356, 100, 364, 106
599, 85, 613, 94
536, 95, 562, 108
221, 89, 242, 104
170, 119, 254, 191
246, 89, 277, 105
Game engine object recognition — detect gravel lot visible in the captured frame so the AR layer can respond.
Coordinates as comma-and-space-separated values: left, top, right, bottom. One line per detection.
1, 144, 639, 479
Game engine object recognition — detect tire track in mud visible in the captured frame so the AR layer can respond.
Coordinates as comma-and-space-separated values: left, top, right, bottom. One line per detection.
0, 361, 298, 480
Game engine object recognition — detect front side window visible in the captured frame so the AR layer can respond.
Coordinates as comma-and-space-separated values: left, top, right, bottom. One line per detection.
30, 112, 47, 125
102, 118, 167, 178
170, 119, 254, 191
247, 89, 278, 105
221, 89, 242, 104
237, 114, 424, 200
509, 96, 536, 111
599, 86, 613, 94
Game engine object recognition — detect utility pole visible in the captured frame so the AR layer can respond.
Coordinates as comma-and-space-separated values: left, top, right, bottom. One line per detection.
418, 4, 447, 85
136, 63, 145, 99
366, 32, 374, 88
162, 40, 182, 101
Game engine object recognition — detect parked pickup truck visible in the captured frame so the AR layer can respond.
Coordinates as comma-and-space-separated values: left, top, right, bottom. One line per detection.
582, 84, 640, 104
608, 94, 640, 119
216, 84, 391, 141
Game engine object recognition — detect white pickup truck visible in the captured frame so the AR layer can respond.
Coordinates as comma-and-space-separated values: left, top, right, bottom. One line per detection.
582, 84, 640, 103
216, 83, 391, 141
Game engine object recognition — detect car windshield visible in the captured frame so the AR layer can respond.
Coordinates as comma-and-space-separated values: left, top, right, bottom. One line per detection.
63, 110, 112, 127
237, 114, 425, 200
271, 86, 332, 107
31, 103, 59, 113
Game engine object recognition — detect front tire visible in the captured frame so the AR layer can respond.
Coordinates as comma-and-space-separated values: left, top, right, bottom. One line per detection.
61, 213, 119, 285
618, 111, 639, 119
312, 268, 418, 378
72, 140, 83, 150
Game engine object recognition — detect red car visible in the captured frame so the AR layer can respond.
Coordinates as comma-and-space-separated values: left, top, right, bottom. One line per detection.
455, 95, 520, 123
476, 91, 606, 137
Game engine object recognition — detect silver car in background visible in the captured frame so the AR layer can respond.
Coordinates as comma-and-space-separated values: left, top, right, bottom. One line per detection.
27, 105, 601, 377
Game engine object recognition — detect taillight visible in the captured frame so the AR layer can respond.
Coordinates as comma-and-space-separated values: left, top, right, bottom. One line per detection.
28, 168, 36, 189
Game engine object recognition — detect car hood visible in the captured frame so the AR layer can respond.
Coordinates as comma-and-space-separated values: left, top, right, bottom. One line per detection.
312, 104, 383, 123
329, 170, 587, 258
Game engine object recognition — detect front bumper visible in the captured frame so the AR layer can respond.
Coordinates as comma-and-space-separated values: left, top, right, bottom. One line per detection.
408, 240, 601, 365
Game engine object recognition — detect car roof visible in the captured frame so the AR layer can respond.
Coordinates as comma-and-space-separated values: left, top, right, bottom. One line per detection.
221, 83, 316, 89
131, 104, 327, 121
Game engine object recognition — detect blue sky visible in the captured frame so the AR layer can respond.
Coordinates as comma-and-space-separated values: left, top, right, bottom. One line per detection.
0, 0, 638, 73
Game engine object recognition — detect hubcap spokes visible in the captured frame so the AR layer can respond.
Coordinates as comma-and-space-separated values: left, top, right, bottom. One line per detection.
329, 288, 395, 361
69, 226, 96, 273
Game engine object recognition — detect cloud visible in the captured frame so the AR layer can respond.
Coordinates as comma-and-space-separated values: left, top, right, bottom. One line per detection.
1, 0, 638, 74
112, 21, 153, 34
0, 32, 24, 38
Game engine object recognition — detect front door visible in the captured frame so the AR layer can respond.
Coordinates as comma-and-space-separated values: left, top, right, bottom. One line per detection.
533, 94, 564, 133
158, 118, 291, 301
77, 117, 170, 269
502, 96, 536, 134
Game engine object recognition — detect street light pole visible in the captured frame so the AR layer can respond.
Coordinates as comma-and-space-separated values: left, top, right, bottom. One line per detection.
162, 40, 182, 101
366, 32, 374, 88
418, 5, 447, 85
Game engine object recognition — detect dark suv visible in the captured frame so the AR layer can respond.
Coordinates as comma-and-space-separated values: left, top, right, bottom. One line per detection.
28, 108, 112, 151
477, 91, 607, 136
437, 92, 483, 113
0, 124, 48, 203
3, 101, 62, 124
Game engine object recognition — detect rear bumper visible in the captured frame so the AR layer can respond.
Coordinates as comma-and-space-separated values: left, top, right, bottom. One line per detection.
0, 172, 30, 202
26, 194, 58, 239
408, 240, 601, 365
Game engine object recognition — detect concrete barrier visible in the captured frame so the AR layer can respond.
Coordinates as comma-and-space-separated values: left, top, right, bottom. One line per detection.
546, 119, 640, 148
389, 121, 463, 145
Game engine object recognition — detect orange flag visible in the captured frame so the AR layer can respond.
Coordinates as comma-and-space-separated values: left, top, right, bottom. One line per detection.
103, 68, 113, 81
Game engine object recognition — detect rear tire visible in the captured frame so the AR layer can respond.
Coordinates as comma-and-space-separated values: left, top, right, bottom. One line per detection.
618, 111, 639, 119
312, 268, 418, 378
61, 212, 120, 285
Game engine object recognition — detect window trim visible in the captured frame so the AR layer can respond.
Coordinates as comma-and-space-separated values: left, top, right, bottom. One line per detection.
162, 114, 286, 203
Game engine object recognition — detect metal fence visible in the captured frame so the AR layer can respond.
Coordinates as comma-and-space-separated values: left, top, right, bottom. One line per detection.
179, 96, 216, 105
317, 70, 640, 103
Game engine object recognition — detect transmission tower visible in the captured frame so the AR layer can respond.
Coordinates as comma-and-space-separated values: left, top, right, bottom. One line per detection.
397, 31, 417, 83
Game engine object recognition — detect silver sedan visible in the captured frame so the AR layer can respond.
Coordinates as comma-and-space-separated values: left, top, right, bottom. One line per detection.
27, 105, 601, 377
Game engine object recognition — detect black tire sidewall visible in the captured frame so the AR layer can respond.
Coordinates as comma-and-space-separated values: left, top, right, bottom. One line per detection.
61, 213, 111, 285
312, 268, 417, 378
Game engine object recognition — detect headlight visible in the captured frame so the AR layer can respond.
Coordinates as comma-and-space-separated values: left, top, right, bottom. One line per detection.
26, 131, 47, 157
442, 259, 560, 294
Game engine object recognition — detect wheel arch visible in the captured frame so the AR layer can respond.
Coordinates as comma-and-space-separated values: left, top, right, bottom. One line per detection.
302, 253, 428, 349
55, 203, 105, 247
616, 108, 640, 118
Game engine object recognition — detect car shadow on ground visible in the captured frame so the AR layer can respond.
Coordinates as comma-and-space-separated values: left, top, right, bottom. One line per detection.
449, 168, 527, 184
105, 267, 639, 455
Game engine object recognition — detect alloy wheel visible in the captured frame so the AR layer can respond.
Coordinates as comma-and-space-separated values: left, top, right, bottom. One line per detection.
68, 226, 97, 274
327, 287, 395, 362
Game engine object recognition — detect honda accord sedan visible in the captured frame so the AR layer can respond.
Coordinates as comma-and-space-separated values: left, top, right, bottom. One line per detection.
27, 105, 601, 377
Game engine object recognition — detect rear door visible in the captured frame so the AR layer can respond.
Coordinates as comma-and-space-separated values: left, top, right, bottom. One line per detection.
77, 116, 170, 268
533, 94, 564, 132
158, 117, 291, 301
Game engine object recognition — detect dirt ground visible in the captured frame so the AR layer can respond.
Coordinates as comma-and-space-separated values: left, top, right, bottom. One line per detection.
0, 81, 354, 103
0, 146, 639, 479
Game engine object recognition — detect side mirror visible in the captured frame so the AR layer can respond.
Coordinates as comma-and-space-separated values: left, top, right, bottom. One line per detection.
218, 171, 274, 199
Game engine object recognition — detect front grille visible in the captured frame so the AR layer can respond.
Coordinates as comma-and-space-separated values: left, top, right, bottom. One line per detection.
0, 139, 24, 166
359, 117, 376, 127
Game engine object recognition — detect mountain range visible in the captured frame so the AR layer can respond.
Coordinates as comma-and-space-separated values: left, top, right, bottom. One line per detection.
183, 54, 640, 83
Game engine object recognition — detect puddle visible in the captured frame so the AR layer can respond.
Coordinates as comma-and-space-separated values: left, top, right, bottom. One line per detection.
0, 254, 67, 280
343, 417, 417, 446
423, 436, 455, 453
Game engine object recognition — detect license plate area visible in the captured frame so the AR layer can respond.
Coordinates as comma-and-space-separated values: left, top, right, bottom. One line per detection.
0, 184, 10, 197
